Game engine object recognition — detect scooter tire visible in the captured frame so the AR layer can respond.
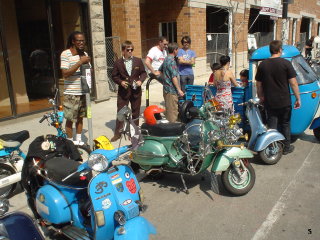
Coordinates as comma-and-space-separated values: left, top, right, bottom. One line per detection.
77, 145, 91, 162
0, 163, 17, 198
313, 127, 320, 141
221, 160, 255, 196
259, 141, 283, 165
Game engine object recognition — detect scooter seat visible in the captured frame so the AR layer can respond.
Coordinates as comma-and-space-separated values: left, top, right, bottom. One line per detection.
0, 130, 30, 148
141, 123, 185, 137
44, 157, 91, 188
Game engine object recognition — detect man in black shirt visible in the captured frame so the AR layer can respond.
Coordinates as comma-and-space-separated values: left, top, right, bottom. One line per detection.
255, 40, 301, 155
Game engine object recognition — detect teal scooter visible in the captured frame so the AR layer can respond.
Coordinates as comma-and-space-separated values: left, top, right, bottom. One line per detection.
119, 102, 256, 196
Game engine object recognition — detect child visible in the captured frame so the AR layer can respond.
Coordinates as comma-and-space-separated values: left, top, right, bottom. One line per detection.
208, 63, 220, 86
239, 69, 249, 87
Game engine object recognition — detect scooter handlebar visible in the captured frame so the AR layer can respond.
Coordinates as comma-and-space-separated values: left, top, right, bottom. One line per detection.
39, 114, 49, 123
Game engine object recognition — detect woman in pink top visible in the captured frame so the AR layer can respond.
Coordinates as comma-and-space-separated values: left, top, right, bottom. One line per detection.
214, 56, 239, 112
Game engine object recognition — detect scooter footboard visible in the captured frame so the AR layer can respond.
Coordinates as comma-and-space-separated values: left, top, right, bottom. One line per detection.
310, 117, 320, 129
211, 148, 253, 172
253, 130, 285, 152
114, 216, 156, 240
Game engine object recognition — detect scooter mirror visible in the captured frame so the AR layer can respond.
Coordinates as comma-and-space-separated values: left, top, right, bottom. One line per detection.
117, 106, 132, 121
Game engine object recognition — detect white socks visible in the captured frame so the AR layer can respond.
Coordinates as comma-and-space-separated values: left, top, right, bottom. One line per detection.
76, 134, 82, 142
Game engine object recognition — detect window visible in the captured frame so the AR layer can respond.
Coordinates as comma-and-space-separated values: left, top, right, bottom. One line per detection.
159, 22, 177, 43
291, 55, 318, 85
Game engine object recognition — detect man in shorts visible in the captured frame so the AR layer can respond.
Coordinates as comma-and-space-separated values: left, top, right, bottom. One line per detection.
145, 36, 168, 83
60, 31, 91, 145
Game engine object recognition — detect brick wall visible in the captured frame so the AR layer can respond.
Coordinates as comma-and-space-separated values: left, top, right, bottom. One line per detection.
110, 0, 142, 57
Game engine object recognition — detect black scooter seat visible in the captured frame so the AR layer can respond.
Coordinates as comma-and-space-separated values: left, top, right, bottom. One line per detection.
0, 130, 30, 148
44, 157, 91, 187
141, 123, 185, 137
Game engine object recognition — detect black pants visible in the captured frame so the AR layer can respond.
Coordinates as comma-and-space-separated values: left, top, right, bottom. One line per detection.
266, 106, 292, 149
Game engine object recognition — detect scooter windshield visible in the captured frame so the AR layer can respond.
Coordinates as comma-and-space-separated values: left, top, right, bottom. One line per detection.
291, 55, 318, 85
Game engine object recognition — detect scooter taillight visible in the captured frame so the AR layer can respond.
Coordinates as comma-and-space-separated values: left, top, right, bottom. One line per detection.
80, 176, 87, 181
53, 122, 59, 128
34, 157, 44, 168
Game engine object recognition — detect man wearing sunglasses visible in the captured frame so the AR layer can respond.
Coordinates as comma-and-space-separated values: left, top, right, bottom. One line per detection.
111, 40, 147, 142
145, 36, 168, 82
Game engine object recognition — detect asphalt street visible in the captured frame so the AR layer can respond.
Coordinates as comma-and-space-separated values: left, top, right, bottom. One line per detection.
1, 75, 319, 240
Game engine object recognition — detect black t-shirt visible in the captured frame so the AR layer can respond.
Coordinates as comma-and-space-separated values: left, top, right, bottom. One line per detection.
255, 57, 297, 109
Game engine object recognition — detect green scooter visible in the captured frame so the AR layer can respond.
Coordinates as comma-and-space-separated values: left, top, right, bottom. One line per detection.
118, 98, 256, 196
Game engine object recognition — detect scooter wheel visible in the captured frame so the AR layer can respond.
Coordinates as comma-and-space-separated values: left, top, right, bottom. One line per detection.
0, 163, 17, 198
221, 160, 255, 196
259, 141, 283, 165
313, 127, 320, 141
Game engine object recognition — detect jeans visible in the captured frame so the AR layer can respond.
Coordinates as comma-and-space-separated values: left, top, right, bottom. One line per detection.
180, 75, 194, 92
266, 106, 292, 149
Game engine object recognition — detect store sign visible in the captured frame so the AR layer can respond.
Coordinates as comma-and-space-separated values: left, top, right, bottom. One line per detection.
260, 0, 282, 17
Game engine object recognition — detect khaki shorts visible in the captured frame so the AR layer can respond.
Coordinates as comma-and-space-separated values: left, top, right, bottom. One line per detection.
63, 94, 86, 122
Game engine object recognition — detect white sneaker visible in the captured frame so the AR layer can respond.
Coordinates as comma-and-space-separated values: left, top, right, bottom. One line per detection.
73, 140, 85, 146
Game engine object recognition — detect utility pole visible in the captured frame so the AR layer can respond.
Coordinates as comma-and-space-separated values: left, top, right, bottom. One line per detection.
282, 0, 289, 44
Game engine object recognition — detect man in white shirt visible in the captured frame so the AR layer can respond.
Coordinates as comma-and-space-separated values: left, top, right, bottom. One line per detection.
145, 36, 168, 82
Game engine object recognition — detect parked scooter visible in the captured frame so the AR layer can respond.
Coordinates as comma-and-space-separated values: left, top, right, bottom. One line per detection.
39, 89, 91, 160
23, 133, 156, 239
120, 103, 256, 196
0, 199, 44, 240
241, 98, 285, 164
0, 130, 29, 198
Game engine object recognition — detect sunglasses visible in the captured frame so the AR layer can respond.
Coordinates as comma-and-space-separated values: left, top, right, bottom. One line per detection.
126, 48, 134, 52
183, 41, 190, 44
75, 40, 85, 43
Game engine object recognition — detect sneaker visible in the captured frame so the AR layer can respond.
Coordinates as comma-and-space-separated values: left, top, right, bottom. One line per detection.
110, 135, 121, 142
73, 140, 85, 146
283, 145, 295, 155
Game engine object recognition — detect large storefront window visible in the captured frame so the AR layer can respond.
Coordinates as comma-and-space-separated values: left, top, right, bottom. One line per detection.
0, 32, 12, 118
0, 0, 88, 120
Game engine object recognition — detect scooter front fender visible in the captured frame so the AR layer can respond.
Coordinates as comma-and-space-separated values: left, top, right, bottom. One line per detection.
310, 117, 320, 129
114, 216, 156, 240
211, 147, 253, 172
253, 130, 285, 152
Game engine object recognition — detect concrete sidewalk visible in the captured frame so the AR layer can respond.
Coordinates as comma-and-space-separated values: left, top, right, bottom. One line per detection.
0, 74, 210, 154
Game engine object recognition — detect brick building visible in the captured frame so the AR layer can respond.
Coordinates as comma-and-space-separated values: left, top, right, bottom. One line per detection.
105, 0, 320, 79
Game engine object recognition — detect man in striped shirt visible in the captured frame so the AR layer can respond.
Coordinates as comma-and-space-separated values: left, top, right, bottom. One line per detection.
60, 31, 91, 145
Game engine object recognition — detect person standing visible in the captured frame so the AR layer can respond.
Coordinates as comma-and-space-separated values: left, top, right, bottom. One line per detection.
214, 55, 239, 112
177, 36, 196, 92
159, 43, 184, 122
255, 40, 301, 155
145, 36, 168, 82
111, 40, 147, 142
60, 31, 91, 145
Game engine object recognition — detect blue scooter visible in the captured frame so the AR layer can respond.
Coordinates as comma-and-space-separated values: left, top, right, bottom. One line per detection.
0, 199, 44, 240
27, 144, 156, 239
0, 130, 29, 198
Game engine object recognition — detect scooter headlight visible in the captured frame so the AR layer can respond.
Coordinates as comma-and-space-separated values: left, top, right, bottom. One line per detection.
88, 154, 108, 172
114, 210, 126, 226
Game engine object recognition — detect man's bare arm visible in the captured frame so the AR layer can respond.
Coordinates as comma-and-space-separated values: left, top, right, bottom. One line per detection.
145, 58, 159, 75
256, 81, 264, 102
289, 77, 301, 109
172, 76, 184, 97
62, 55, 90, 78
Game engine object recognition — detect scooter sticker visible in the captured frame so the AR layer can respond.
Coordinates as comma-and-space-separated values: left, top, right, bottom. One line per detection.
112, 178, 122, 185
124, 172, 130, 179
115, 183, 124, 192
102, 198, 112, 209
95, 193, 111, 200
95, 181, 108, 194
126, 179, 137, 194
111, 174, 119, 180
36, 199, 49, 215
122, 199, 132, 206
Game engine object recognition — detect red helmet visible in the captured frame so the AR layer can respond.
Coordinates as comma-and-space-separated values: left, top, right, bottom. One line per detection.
144, 105, 165, 125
